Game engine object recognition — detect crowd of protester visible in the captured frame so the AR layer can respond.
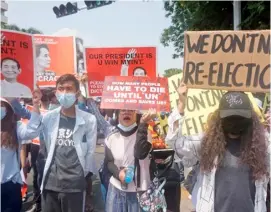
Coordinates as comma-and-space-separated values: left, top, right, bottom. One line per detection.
1, 73, 270, 212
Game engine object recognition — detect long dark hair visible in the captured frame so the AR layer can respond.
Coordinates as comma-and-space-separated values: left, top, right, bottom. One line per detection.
1, 101, 18, 150
200, 109, 268, 180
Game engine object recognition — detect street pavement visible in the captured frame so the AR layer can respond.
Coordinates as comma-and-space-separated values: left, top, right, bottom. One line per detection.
22, 145, 193, 212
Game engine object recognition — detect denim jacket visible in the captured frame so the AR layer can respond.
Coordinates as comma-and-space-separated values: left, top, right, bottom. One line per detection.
40, 106, 97, 192
166, 109, 270, 212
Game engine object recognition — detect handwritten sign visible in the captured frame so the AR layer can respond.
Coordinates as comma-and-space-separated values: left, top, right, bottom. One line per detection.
101, 76, 170, 112
263, 94, 270, 114
183, 30, 270, 93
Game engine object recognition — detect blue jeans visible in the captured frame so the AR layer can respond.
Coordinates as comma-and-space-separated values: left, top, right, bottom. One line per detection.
106, 183, 141, 212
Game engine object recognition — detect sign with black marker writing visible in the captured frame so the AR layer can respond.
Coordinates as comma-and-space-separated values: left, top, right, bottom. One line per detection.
183, 30, 270, 93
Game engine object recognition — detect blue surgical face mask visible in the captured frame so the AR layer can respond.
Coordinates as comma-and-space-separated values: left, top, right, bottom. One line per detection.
1, 107, 7, 120
118, 123, 137, 132
56, 93, 77, 109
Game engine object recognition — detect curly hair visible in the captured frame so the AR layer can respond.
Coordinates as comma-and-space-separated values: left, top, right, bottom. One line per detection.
1, 101, 18, 150
200, 109, 268, 180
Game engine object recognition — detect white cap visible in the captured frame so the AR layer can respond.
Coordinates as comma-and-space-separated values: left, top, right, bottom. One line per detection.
254, 98, 263, 109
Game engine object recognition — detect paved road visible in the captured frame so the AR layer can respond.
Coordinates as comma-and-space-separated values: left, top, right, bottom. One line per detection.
22, 146, 193, 212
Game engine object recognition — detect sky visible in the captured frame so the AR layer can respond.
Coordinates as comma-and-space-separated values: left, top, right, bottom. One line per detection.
6, 0, 184, 76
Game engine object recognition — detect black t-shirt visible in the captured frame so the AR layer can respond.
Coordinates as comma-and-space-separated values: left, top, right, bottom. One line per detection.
44, 114, 86, 192
214, 138, 256, 212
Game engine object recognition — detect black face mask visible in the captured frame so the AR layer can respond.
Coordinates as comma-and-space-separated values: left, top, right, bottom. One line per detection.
221, 116, 252, 135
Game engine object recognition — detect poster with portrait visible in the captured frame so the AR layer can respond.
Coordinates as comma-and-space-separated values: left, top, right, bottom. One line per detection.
34, 35, 76, 87
85, 47, 157, 96
1, 30, 34, 98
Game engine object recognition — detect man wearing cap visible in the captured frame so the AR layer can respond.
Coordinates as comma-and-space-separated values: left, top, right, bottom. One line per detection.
166, 83, 270, 212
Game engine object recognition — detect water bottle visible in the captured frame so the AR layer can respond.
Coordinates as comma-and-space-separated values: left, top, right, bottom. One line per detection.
120, 166, 135, 190
125, 165, 135, 184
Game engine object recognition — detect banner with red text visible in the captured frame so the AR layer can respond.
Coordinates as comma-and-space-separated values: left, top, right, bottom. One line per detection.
101, 76, 169, 112
34, 35, 76, 87
85, 47, 157, 96
1, 30, 34, 98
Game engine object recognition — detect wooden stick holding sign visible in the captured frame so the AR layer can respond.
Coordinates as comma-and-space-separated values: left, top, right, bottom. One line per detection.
183, 30, 270, 93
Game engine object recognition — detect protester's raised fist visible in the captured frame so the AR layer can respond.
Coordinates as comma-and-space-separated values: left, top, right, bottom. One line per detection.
32, 85, 42, 106
177, 82, 187, 97
177, 82, 187, 114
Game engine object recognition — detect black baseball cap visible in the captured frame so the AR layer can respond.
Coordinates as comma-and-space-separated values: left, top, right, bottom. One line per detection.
219, 91, 252, 119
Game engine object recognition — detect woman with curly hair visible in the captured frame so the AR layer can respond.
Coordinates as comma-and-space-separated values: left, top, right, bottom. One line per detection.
166, 84, 270, 212
1, 91, 42, 212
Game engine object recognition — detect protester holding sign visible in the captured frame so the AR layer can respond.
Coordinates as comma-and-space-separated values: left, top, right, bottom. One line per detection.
1, 89, 42, 212
166, 83, 270, 212
104, 109, 154, 212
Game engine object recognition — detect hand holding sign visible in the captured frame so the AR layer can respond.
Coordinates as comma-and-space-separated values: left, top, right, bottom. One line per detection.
177, 83, 187, 113
32, 84, 42, 113
140, 108, 157, 124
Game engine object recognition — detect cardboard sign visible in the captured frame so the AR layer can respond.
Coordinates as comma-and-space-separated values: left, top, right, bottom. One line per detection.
183, 30, 270, 93
263, 93, 270, 114
168, 73, 265, 135
34, 35, 76, 87
85, 47, 157, 96
101, 76, 170, 112
1, 30, 34, 98
182, 89, 226, 135
168, 73, 183, 110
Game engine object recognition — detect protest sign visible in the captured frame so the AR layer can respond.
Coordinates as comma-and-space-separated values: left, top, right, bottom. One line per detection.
101, 76, 170, 112
85, 47, 157, 96
34, 35, 76, 87
1, 30, 34, 98
182, 88, 226, 135
183, 30, 270, 93
168, 74, 264, 135
168, 73, 183, 110
263, 94, 270, 114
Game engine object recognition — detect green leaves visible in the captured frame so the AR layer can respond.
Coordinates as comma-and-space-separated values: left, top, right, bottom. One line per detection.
161, 1, 270, 58
1, 24, 43, 34
163, 68, 182, 78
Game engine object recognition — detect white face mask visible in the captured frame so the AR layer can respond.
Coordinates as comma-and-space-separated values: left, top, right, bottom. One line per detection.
118, 123, 137, 132
56, 93, 77, 109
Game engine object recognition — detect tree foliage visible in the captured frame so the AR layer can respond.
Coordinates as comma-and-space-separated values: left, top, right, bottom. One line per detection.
163, 68, 182, 78
1, 23, 43, 34
161, 1, 270, 58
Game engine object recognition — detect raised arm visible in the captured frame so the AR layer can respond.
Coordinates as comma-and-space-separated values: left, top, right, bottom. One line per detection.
165, 83, 202, 167
17, 88, 42, 141
10, 98, 31, 120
